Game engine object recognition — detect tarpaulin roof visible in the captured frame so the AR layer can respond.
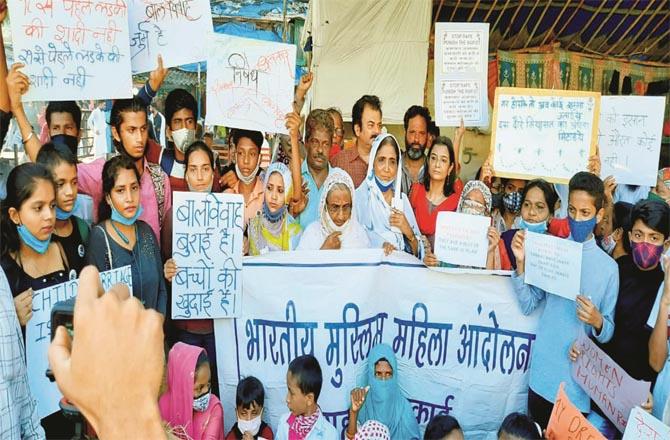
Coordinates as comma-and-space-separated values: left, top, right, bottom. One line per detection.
211, 0, 309, 21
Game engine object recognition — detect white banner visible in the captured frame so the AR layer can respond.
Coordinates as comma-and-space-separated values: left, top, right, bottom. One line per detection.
172, 192, 244, 319
215, 250, 542, 439
27, 266, 133, 419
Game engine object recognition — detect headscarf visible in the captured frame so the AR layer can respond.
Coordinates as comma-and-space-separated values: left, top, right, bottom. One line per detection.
355, 134, 421, 252
263, 162, 294, 206
355, 420, 391, 440
158, 342, 222, 440
358, 344, 420, 440
457, 180, 493, 215
319, 168, 356, 236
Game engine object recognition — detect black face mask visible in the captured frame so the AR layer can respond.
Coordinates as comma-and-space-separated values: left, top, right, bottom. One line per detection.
51, 134, 79, 157
491, 192, 503, 211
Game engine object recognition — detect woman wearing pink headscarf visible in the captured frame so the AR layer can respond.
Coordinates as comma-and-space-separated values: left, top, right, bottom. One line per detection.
159, 342, 224, 440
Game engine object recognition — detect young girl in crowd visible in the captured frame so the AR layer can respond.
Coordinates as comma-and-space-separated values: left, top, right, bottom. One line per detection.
497, 413, 542, 440
226, 376, 274, 440
596, 201, 632, 258
491, 178, 526, 233
159, 342, 223, 440
87, 155, 166, 314
355, 134, 423, 257
297, 168, 370, 250
424, 415, 463, 440
163, 141, 220, 396
409, 136, 463, 251
36, 142, 89, 277
248, 162, 302, 255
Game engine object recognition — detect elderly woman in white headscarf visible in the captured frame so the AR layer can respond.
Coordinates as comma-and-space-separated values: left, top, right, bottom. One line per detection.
247, 162, 302, 255
355, 134, 423, 257
297, 168, 370, 250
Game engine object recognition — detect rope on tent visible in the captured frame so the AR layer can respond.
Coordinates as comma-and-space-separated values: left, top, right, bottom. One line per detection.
540, 0, 573, 46
583, 0, 626, 50
523, 0, 553, 48
605, 0, 657, 56
509, 0, 541, 49
593, 0, 639, 52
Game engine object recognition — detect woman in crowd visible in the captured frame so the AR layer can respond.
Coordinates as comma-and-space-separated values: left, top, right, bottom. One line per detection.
355, 134, 423, 257
596, 201, 632, 258
162, 141, 220, 396
297, 168, 370, 250
491, 178, 526, 233
248, 162, 302, 255
346, 343, 420, 440
409, 136, 463, 251
87, 155, 166, 314
36, 142, 89, 278
423, 180, 501, 269
159, 342, 223, 440
498, 179, 559, 270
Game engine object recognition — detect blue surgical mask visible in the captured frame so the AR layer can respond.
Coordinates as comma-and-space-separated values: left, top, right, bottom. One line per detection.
374, 176, 394, 192
193, 391, 211, 412
517, 218, 548, 234
262, 201, 285, 223
17, 224, 51, 254
568, 216, 597, 243
55, 197, 80, 220
110, 204, 143, 226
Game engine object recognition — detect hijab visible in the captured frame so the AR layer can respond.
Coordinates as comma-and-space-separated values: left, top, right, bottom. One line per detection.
358, 343, 420, 440
159, 342, 222, 440
457, 180, 492, 215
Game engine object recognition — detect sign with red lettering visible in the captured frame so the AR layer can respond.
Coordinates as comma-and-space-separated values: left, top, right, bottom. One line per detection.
8, 0, 133, 101
571, 333, 651, 433
623, 407, 670, 440
546, 383, 606, 440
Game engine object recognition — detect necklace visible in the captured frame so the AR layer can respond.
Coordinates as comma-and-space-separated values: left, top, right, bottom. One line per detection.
110, 220, 131, 245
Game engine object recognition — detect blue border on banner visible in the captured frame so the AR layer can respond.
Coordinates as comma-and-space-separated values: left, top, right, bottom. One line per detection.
233, 318, 241, 380
242, 261, 425, 269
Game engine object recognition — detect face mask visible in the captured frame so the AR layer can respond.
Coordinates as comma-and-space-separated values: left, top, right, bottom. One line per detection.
406, 145, 424, 161
110, 203, 143, 226
503, 191, 522, 214
491, 192, 503, 211
193, 391, 211, 412
17, 224, 51, 254
600, 233, 617, 255
235, 161, 260, 185
263, 201, 285, 223
51, 134, 79, 156
55, 197, 80, 220
631, 241, 665, 270
518, 218, 548, 234
460, 199, 487, 216
171, 128, 196, 153
374, 176, 394, 193
238, 414, 262, 435
568, 216, 597, 243
186, 176, 213, 193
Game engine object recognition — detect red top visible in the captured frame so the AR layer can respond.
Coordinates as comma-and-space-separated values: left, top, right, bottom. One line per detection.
409, 179, 464, 236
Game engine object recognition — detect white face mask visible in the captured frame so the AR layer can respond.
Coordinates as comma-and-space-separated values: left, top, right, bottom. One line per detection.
238, 414, 262, 435
600, 232, 617, 255
193, 391, 210, 412
172, 128, 196, 153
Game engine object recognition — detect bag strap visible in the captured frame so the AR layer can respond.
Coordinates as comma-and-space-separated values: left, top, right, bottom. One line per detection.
96, 224, 113, 270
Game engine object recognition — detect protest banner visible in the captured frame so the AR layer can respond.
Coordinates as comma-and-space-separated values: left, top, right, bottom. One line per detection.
171, 191, 244, 319
216, 250, 541, 439
205, 34, 297, 134
128, 0, 213, 73
623, 407, 670, 440
27, 266, 133, 419
571, 333, 651, 433
524, 231, 582, 300
434, 22, 489, 127
434, 211, 490, 268
546, 382, 606, 440
8, 0, 133, 101
598, 96, 665, 186
490, 87, 600, 183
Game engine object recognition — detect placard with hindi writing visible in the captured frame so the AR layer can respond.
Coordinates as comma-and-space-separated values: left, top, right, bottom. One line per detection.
171, 191, 244, 319
9, 0, 133, 101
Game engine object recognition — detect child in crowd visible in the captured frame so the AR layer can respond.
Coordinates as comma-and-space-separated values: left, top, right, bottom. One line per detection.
497, 413, 542, 440
424, 415, 464, 440
276, 355, 337, 440
226, 376, 274, 440
159, 342, 223, 440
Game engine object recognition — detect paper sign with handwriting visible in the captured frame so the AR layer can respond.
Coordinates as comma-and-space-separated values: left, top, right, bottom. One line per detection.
206, 34, 297, 134
623, 406, 670, 440
491, 87, 600, 183
572, 333, 651, 433
128, 0, 213, 73
434, 211, 490, 268
27, 266, 132, 419
524, 231, 582, 300
546, 382, 606, 440
172, 191, 244, 319
599, 96, 665, 186
434, 22, 489, 127
8, 0, 133, 101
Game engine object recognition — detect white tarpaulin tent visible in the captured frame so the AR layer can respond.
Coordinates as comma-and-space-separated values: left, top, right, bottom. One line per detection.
308, 0, 431, 124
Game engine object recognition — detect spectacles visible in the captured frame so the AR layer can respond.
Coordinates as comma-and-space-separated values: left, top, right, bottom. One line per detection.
326, 204, 352, 216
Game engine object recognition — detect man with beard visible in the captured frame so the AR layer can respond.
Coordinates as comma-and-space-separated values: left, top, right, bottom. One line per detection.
331, 95, 382, 188
401, 106, 431, 195
297, 109, 335, 229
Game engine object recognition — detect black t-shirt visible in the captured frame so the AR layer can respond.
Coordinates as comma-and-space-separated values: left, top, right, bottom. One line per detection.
598, 254, 664, 383
51, 216, 89, 278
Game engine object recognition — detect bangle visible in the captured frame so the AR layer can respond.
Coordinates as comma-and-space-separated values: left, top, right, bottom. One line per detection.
22, 131, 34, 144
345, 429, 356, 440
